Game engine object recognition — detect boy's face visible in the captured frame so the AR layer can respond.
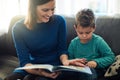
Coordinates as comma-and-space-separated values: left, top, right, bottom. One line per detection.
74, 25, 95, 43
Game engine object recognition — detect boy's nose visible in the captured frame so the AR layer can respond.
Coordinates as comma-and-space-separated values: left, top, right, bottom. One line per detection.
83, 34, 87, 38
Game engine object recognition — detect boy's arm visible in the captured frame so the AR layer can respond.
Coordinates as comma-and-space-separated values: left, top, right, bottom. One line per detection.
93, 38, 115, 68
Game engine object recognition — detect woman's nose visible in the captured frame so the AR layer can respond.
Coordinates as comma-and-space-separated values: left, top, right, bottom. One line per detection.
48, 10, 53, 16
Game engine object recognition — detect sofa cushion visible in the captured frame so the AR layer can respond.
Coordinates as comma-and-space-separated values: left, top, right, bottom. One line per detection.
104, 55, 120, 77
0, 55, 19, 79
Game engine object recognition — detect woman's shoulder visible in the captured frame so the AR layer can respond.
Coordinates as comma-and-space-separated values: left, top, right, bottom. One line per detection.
52, 15, 65, 21
12, 18, 25, 30
16, 18, 25, 25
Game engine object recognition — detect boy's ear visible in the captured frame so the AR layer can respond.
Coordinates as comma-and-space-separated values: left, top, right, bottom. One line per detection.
93, 26, 96, 32
94, 26, 96, 31
74, 24, 78, 33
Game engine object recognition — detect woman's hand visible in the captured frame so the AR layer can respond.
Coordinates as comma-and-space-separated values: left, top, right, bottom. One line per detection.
69, 58, 87, 67
62, 60, 70, 66
86, 61, 97, 68
24, 63, 60, 79
38, 69, 60, 79
63, 58, 87, 67
24, 63, 40, 75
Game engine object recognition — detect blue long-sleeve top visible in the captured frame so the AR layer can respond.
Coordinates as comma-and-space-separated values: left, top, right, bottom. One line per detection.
12, 15, 68, 67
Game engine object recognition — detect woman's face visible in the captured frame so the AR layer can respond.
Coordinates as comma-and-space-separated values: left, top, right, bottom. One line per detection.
36, 0, 55, 23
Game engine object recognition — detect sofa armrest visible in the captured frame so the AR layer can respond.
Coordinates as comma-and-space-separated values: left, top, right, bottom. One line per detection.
0, 33, 8, 55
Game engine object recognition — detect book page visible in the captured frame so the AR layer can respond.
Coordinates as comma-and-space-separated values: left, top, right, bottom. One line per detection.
16, 64, 54, 72
54, 66, 92, 74
16, 64, 92, 74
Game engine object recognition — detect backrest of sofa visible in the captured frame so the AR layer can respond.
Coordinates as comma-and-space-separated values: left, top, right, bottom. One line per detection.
94, 15, 120, 55
65, 15, 120, 56
6, 15, 25, 56
65, 16, 77, 47
7, 15, 76, 56
7, 15, 120, 56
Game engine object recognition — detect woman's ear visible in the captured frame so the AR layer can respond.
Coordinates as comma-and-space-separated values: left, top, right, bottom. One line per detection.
74, 24, 77, 29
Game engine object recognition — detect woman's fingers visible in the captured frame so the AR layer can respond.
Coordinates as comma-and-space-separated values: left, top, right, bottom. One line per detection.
38, 69, 60, 79
69, 58, 87, 64
74, 61, 86, 67
50, 72, 60, 79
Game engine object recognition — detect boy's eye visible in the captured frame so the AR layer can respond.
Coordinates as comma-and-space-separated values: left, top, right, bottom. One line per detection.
86, 32, 91, 34
78, 32, 91, 35
79, 32, 83, 34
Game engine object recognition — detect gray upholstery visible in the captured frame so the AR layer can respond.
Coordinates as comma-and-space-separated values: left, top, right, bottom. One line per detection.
66, 15, 120, 56
95, 15, 120, 55
0, 15, 120, 80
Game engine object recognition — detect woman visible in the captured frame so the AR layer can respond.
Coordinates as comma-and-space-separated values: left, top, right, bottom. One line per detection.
4, 0, 68, 80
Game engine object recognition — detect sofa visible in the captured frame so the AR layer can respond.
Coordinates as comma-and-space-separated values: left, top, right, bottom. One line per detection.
0, 14, 120, 80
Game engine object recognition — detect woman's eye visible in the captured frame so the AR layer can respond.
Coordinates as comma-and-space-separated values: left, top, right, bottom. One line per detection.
51, 8, 55, 11
42, 8, 55, 12
42, 9, 49, 12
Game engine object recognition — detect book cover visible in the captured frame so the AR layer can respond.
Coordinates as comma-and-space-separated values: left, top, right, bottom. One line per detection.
16, 64, 92, 74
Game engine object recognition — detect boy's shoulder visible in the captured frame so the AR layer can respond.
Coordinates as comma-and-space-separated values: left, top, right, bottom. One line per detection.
70, 34, 105, 44
93, 34, 103, 40
92, 34, 106, 44
71, 34, 103, 41
71, 37, 79, 43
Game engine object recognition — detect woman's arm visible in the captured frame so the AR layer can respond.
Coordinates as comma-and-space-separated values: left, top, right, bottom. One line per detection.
12, 22, 31, 67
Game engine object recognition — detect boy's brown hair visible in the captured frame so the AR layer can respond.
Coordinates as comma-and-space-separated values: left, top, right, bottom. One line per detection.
75, 9, 95, 28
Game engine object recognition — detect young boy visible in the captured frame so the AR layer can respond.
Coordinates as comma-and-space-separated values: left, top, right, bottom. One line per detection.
67, 9, 115, 80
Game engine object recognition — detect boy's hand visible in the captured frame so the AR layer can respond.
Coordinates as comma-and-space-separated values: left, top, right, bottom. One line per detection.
86, 61, 97, 68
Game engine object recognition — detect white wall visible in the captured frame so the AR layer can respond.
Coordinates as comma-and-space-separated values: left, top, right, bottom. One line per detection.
115, 0, 120, 14
0, 0, 120, 32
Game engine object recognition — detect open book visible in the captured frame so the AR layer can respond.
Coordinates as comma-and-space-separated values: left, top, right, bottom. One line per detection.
16, 64, 92, 74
